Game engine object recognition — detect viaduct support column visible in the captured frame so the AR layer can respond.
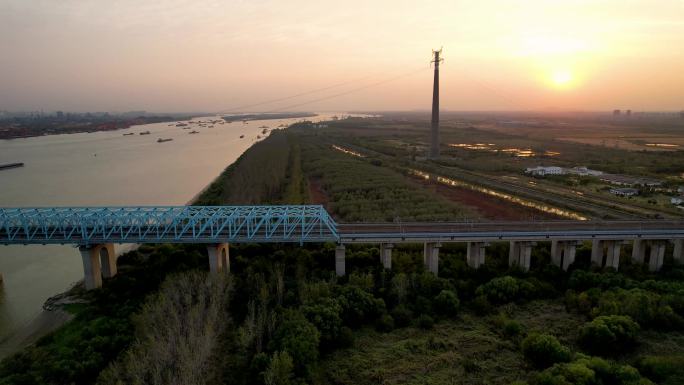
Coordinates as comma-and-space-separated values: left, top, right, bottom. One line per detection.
632, 239, 646, 264
562, 242, 579, 271
591, 239, 603, 266
591, 240, 623, 270
423, 242, 441, 275
466, 242, 488, 269
79, 243, 116, 290
673, 239, 683, 264
648, 241, 667, 272
380, 243, 393, 270
551, 240, 579, 271
80, 246, 101, 290
605, 240, 622, 269
509, 241, 535, 272
550, 240, 562, 268
335, 245, 346, 276
207, 243, 230, 274
99, 243, 117, 279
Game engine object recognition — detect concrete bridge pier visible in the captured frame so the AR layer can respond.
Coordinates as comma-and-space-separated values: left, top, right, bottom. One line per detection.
632, 240, 668, 271
603, 240, 623, 270
79, 243, 116, 290
509, 241, 535, 272
551, 240, 579, 271
423, 242, 441, 275
631, 239, 646, 264
380, 243, 393, 270
591, 240, 623, 270
648, 241, 667, 272
207, 243, 230, 273
335, 245, 346, 276
466, 242, 488, 269
673, 239, 683, 264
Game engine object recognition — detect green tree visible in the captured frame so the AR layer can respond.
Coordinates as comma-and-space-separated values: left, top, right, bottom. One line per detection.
336, 286, 386, 327
270, 310, 320, 377
300, 298, 343, 349
578, 315, 640, 356
476, 276, 533, 304
264, 351, 294, 385
434, 290, 460, 317
522, 333, 572, 369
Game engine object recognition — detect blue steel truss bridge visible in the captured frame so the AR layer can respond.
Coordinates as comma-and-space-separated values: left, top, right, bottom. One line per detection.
0, 205, 339, 245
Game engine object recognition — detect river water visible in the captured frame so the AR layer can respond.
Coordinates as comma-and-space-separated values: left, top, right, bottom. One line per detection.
0, 113, 345, 344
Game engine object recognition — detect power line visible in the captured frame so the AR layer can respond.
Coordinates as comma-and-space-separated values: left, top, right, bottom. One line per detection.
270, 66, 429, 112
220, 58, 533, 113
450, 63, 531, 110
218, 75, 373, 113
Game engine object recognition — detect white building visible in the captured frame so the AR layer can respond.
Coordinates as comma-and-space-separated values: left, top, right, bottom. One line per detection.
566, 166, 603, 176
610, 187, 639, 197
525, 166, 564, 176
672, 197, 683, 205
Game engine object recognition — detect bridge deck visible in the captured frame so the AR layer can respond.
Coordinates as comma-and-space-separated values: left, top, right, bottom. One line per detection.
1, 206, 683, 246
338, 221, 684, 243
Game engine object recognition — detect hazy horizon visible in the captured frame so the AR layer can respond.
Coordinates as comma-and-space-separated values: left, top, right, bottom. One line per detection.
1, 0, 683, 113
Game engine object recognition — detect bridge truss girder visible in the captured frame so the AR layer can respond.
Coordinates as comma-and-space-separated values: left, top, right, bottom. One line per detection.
0, 205, 339, 245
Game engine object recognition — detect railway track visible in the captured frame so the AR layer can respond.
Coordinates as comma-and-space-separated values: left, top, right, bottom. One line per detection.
338, 220, 684, 242
333, 139, 668, 219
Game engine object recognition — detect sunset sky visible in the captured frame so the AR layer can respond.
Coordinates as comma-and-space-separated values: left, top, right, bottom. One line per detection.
1, 0, 683, 112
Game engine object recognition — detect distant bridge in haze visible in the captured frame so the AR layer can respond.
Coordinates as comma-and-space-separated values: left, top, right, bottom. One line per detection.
1, 205, 683, 290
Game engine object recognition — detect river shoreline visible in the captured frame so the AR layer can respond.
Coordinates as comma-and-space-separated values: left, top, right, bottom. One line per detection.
0, 166, 225, 359
0, 115, 198, 141
0, 308, 73, 360
0, 112, 354, 360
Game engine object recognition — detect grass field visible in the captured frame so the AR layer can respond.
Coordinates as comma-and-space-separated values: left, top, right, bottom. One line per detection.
316, 298, 684, 385
299, 115, 684, 219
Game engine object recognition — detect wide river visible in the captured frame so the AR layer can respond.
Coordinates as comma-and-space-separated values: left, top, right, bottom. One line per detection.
0, 113, 347, 345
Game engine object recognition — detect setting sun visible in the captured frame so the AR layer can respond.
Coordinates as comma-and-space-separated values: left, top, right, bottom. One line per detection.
550, 69, 574, 88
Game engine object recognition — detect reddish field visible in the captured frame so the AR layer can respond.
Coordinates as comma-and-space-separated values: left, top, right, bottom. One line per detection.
308, 175, 560, 221
308, 178, 329, 208
411, 177, 562, 221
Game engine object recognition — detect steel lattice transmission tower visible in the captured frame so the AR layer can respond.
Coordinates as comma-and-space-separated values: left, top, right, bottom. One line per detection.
429, 48, 443, 160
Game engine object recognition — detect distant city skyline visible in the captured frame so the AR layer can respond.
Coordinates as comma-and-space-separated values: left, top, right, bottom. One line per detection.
1, 0, 683, 112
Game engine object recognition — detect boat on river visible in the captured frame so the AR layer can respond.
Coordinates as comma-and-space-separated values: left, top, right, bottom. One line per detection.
157, 138, 173, 143
139, 131, 151, 135
0, 162, 24, 171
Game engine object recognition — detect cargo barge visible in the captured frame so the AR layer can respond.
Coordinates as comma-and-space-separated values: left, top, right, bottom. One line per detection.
0, 162, 24, 171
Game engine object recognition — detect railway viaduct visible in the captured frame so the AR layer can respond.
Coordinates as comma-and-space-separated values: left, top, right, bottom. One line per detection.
1, 206, 683, 290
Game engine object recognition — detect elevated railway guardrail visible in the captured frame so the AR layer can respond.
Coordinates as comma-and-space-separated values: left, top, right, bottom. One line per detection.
338, 220, 684, 243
